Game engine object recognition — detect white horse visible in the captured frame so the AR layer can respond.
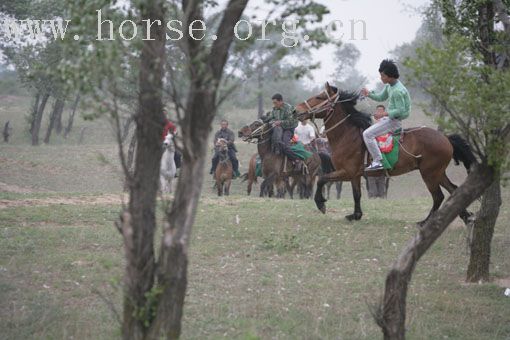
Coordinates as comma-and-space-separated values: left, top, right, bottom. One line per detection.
160, 132, 176, 194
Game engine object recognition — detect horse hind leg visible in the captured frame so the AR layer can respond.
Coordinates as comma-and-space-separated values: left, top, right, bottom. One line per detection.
418, 173, 445, 227
440, 174, 473, 225
247, 179, 253, 196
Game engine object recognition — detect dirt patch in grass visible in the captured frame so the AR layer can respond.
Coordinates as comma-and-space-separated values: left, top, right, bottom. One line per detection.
496, 277, 510, 288
0, 194, 124, 209
0, 181, 38, 194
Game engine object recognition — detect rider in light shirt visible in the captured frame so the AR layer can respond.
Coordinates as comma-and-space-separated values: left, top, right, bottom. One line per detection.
361, 59, 411, 171
294, 119, 316, 146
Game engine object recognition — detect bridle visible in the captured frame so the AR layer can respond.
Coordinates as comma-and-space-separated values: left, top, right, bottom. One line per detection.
242, 123, 274, 145
300, 89, 359, 134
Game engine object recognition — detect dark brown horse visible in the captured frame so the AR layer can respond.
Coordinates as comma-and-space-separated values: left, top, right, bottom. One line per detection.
238, 121, 321, 199
295, 83, 474, 225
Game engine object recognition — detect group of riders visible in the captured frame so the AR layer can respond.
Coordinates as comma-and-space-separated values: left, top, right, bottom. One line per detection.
165, 59, 411, 181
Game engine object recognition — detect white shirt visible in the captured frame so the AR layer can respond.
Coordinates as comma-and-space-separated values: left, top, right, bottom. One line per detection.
295, 123, 316, 145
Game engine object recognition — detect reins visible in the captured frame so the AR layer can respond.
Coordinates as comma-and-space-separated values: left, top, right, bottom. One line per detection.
304, 90, 359, 135
242, 124, 274, 145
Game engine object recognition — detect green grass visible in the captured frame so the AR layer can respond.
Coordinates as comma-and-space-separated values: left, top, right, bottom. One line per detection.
0, 196, 509, 339
1, 95, 509, 339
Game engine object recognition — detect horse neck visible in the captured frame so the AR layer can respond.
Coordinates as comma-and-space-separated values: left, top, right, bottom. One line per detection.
324, 107, 364, 154
257, 135, 272, 158
166, 146, 175, 156
219, 149, 229, 162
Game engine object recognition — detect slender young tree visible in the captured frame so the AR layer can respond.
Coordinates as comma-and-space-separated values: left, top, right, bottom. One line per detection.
374, 1, 510, 338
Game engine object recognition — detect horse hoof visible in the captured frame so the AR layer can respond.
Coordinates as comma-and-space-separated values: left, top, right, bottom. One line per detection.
345, 213, 362, 221
316, 201, 326, 214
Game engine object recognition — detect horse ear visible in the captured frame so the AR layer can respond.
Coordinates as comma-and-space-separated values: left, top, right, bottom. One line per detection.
325, 82, 332, 92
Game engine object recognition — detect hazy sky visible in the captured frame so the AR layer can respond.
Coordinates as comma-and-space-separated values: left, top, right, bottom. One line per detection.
309, 0, 431, 88
1, 0, 430, 89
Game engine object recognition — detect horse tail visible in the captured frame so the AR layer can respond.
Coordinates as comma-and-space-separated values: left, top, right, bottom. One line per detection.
448, 134, 476, 173
318, 152, 335, 174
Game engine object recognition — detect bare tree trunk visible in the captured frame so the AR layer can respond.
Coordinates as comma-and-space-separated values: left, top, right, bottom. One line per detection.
375, 164, 494, 339
466, 175, 501, 282
463, 1, 502, 283
64, 94, 81, 139
117, 0, 249, 338
29, 92, 41, 135
3, 121, 11, 142
54, 101, 65, 134
146, 0, 249, 337
31, 93, 50, 146
44, 99, 65, 144
120, 0, 166, 338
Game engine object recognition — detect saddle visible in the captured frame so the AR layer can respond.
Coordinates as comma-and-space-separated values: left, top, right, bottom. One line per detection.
377, 128, 403, 154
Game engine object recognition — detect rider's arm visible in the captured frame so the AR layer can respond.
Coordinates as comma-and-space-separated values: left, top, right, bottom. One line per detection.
388, 90, 411, 120
213, 130, 220, 144
368, 85, 389, 102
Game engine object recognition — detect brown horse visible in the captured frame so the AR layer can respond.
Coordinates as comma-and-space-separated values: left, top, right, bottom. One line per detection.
214, 138, 233, 196
238, 121, 321, 199
241, 153, 259, 196
295, 83, 474, 225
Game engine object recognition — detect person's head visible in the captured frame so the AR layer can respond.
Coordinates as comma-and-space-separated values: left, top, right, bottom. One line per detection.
272, 93, 284, 109
378, 59, 399, 84
163, 109, 168, 117
300, 119, 308, 126
220, 119, 228, 130
375, 105, 385, 121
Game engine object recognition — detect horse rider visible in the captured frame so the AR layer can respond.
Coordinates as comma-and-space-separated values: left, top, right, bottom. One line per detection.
162, 110, 182, 171
263, 93, 300, 165
361, 59, 411, 171
295, 119, 316, 147
210, 119, 240, 178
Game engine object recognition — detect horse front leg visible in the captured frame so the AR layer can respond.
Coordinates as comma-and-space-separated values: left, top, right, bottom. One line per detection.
314, 170, 348, 214
217, 180, 223, 196
225, 179, 231, 196
346, 177, 363, 221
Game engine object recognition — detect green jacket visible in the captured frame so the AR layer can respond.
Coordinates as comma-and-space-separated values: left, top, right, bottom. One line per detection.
369, 80, 411, 120
266, 102, 298, 130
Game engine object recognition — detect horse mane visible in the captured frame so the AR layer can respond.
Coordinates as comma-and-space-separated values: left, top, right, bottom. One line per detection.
330, 86, 372, 130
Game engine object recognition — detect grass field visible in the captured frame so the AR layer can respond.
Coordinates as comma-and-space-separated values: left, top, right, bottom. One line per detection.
1, 95, 509, 339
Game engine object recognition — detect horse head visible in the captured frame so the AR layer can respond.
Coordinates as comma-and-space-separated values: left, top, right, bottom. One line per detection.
295, 82, 340, 121
216, 138, 229, 152
238, 120, 266, 141
163, 132, 175, 152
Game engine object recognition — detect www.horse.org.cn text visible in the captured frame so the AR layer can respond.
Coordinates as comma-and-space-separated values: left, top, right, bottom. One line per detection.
1, 10, 367, 48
